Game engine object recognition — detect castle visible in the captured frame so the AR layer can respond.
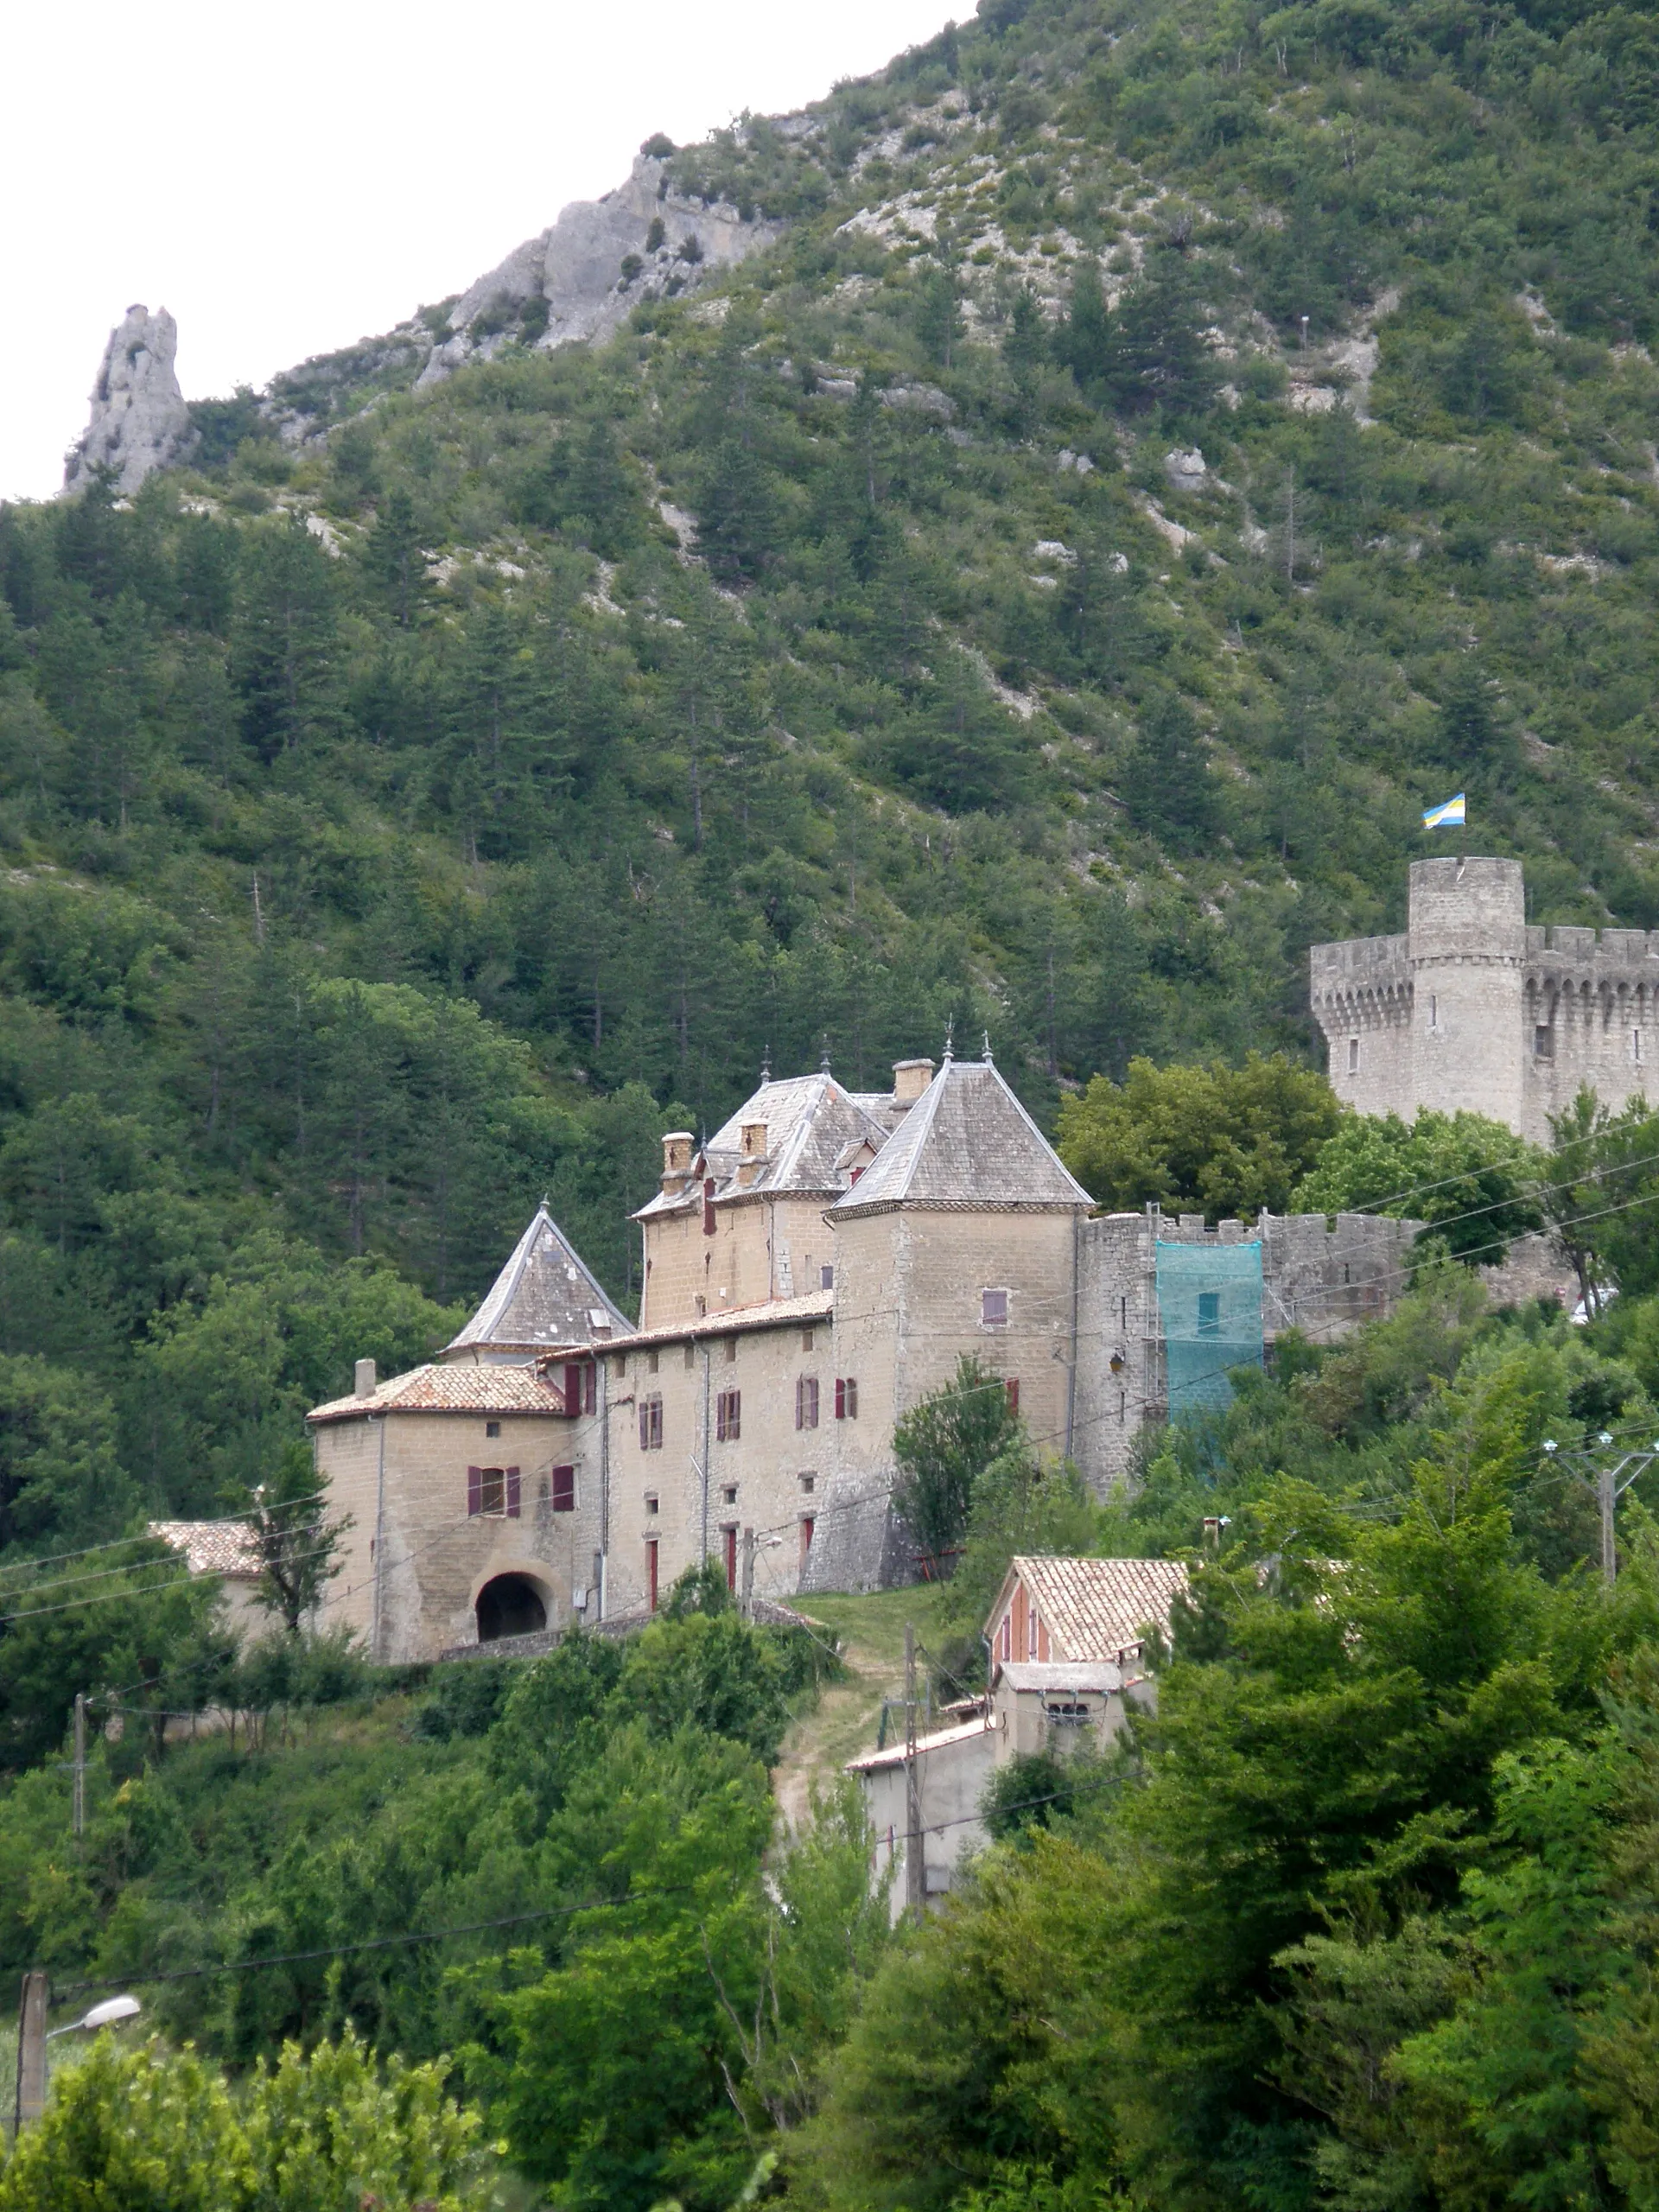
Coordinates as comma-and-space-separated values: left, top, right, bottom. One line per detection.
1311, 856, 1659, 1142
310, 1047, 1416, 1660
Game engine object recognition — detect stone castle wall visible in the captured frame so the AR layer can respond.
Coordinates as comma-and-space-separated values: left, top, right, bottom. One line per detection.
1313, 857, 1659, 1141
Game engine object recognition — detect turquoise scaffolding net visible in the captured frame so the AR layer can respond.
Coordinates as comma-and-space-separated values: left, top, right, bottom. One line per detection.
1154, 1240, 1264, 1420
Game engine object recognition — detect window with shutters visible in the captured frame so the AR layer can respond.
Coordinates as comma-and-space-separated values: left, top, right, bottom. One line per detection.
715, 1388, 741, 1441
639, 1395, 663, 1450
467, 1466, 520, 1518
563, 1363, 598, 1414
799, 1515, 816, 1567
551, 1465, 575, 1513
981, 1287, 1009, 1326
835, 1376, 858, 1420
795, 1375, 819, 1430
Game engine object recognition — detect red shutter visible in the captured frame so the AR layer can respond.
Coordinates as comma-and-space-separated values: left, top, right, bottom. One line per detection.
702, 1179, 716, 1235
1005, 1378, 1020, 1414
639, 1402, 650, 1450
552, 1465, 575, 1512
835, 1377, 845, 1421
467, 1465, 481, 1516
800, 1516, 815, 1567
564, 1362, 582, 1413
724, 1526, 738, 1591
505, 1466, 521, 1517
647, 1538, 659, 1611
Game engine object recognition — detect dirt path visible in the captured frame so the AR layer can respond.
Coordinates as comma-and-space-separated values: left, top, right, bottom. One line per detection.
772, 1589, 944, 1834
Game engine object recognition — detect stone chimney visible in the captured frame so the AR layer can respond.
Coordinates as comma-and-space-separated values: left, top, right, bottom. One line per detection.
354, 1358, 377, 1398
661, 1131, 694, 1193
892, 1058, 935, 1108
737, 1120, 768, 1187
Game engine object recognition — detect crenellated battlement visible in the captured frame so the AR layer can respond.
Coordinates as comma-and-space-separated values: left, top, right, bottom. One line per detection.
1313, 859, 1659, 1141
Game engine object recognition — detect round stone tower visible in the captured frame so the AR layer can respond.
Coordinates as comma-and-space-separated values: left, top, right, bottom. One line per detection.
1408, 856, 1526, 1130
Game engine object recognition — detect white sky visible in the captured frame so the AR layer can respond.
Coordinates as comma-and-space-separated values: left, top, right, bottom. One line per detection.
1, 0, 959, 504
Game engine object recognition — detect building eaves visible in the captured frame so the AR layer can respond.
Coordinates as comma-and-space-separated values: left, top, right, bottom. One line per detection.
844, 1715, 993, 1774
542, 1291, 833, 1362
149, 1519, 261, 1580
990, 1555, 1189, 1660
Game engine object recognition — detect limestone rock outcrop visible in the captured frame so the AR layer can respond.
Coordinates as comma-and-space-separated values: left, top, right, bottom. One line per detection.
416, 155, 781, 389
64, 305, 196, 497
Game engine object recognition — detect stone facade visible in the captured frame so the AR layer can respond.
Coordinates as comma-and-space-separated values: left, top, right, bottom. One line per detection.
313, 1051, 1439, 1657
1312, 857, 1659, 1141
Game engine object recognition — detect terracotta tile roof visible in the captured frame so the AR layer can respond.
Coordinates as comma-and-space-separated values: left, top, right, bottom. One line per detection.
308, 1363, 568, 1424
833, 1054, 1092, 1217
991, 1556, 1190, 1659
444, 1204, 629, 1358
542, 1291, 833, 1360
148, 1520, 261, 1579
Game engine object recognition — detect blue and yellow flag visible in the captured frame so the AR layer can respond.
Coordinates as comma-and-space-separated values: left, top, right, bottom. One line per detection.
1422, 791, 1466, 830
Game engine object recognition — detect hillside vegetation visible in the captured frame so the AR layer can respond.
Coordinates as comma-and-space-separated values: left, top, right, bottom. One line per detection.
8, 3, 1659, 2193
3, 0, 1659, 1553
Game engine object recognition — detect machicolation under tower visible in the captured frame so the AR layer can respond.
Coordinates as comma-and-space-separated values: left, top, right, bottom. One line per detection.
1311, 856, 1659, 1141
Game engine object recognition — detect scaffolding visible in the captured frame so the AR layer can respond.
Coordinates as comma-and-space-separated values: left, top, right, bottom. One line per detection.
1155, 1240, 1264, 1420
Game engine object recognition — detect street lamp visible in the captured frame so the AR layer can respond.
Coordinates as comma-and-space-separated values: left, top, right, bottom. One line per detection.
47, 1994, 142, 2040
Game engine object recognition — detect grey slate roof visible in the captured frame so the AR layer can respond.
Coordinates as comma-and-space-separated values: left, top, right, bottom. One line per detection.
633, 1072, 893, 1220
443, 1204, 629, 1360
831, 1054, 1092, 1217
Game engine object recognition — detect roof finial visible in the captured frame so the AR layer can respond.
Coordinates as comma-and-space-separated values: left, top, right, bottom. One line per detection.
820, 1034, 832, 1074
760, 1047, 772, 1084
982, 1029, 995, 1065
943, 1020, 955, 1064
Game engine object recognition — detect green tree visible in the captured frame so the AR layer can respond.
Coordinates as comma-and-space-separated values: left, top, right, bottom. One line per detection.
1118, 692, 1215, 847
246, 1437, 351, 1635
1294, 1108, 1545, 1265
1058, 1053, 1343, 1220
892, 1356, 1023, 1575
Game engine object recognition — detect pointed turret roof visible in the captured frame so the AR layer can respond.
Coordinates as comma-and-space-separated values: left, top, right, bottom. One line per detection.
442, 1205, 629, 1362
830, 1055, 1091, 1217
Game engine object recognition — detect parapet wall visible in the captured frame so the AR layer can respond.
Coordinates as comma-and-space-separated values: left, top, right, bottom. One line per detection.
1071, 1207, 1421, 1493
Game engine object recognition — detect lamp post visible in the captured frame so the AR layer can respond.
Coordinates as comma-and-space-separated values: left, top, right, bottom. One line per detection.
13, 1980, 141, 2136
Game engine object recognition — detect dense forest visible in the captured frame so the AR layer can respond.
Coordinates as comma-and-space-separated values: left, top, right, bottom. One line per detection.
9, 0, 1659, 2197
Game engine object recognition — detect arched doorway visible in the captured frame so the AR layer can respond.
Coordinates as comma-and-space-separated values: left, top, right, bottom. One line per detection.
476, 1573, 548, 1643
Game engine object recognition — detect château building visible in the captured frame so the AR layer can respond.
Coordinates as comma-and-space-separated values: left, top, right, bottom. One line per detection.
311, 1048, 1417, 1661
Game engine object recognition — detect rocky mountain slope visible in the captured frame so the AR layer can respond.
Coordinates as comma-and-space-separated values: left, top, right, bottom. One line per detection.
5, 0, 1659, 1528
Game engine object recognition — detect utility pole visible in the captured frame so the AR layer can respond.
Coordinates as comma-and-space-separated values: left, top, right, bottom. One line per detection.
1542, 1433, 1659, 1588
13, 1972, 47, 2137
741, 1527, 756, 1622
904, 1623, 925, 1923
73, 1695, 86, 1840
1601, 1458, 1618, 1588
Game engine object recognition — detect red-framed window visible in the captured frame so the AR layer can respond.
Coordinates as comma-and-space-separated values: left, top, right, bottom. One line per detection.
835, 1376, 858, 1420
467, 1465, 520, 1518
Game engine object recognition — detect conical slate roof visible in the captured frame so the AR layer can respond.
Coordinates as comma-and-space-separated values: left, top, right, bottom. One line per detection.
632, 1071, 893, 1221
442, 1205, 629, 1363
830, 1053, 1091, 1217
